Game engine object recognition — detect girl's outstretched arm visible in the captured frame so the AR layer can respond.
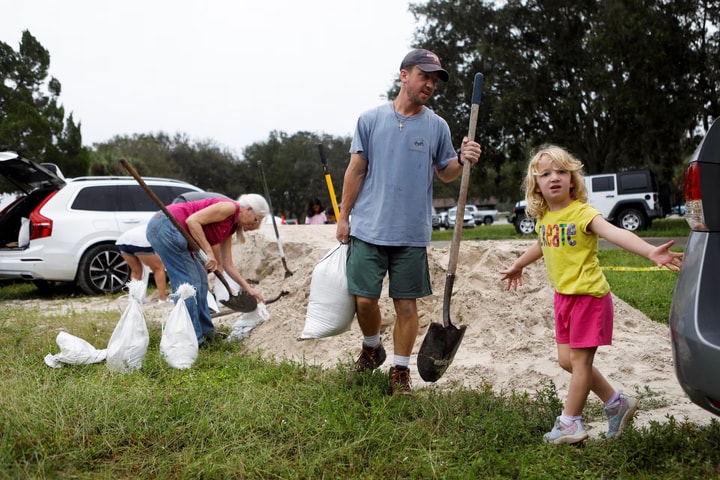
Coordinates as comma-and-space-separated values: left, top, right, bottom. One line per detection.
500, 240, 543, 290
589, 215, 683, 270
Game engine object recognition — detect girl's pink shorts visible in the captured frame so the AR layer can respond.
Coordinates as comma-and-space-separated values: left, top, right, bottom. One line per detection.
553, 292, 613, 348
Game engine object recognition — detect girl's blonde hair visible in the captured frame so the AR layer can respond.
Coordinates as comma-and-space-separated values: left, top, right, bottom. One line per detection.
523, 144, 587, 219
235, 193, 270, 243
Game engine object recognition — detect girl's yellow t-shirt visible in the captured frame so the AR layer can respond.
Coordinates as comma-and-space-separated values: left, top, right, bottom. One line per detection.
535, 200, 610, 298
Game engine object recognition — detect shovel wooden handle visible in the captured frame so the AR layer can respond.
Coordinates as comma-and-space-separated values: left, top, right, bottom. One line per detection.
119, 158, 238, 296
443, 73, 484, 326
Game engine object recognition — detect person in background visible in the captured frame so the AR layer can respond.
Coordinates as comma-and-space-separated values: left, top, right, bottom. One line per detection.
324, 206, 337, 224
336, 48, 482, 395
115, 224, 168, 303
305, 198, 327, 225
500, 145, 683, 444
146, 194, 269, 346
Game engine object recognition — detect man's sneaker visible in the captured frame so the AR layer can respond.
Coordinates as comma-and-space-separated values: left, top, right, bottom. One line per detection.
605, 393, 638, 438
353, 343, 387, 374
389, 366, 412, 396
543, 417, 589, 444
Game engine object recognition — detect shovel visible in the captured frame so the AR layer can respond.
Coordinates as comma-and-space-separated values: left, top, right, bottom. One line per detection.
417, 73, 484, 382
317, 143, 341, 221
258, 162, 293, 278
120, 158, 258, 312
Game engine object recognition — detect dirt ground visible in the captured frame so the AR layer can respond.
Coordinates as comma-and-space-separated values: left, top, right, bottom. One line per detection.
34, 224, 715, 439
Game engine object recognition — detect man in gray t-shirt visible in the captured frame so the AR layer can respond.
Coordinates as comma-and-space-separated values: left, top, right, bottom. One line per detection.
336, 48, 482, 395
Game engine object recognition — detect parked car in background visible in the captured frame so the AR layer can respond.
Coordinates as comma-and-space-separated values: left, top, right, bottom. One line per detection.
465, 205, 501, 225
669, 116, 720, 417
508, 168, 663, 235
432, 207, 440, 229
438, 210, 449, 228
507, 200, 536, 235
446, 206, 476, 228
0, 151, 204, 294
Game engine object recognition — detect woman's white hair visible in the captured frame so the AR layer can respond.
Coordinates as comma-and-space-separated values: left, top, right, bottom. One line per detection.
237, 194, 270, 217
235, 194, 270, 243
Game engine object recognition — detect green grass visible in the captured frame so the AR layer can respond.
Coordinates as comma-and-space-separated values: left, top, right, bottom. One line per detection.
598, 249, 681, 324
1, 217, 714, 479
2, 307, 719, 479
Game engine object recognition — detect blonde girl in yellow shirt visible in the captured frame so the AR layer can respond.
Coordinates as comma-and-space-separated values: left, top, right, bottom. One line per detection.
500, 145, 683, 444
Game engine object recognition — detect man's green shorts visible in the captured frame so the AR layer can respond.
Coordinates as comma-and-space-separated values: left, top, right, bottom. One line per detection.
346, 237, 432, 299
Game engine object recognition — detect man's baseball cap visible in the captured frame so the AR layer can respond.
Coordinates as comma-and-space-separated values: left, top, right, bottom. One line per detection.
400, 49, 449, 82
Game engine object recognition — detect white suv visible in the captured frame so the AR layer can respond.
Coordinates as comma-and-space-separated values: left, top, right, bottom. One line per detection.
509, 169, 663, 235
0, 152, 203, 294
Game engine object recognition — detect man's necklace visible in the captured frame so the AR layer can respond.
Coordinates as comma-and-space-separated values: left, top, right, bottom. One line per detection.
392, 103, 408, 131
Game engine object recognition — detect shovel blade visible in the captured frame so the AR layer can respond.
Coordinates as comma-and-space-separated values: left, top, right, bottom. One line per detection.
220, 291, 258, 313
417, 321, 467, 382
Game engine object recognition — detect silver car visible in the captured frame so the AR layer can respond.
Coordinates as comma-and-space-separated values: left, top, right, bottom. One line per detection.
446, 206, 476, 228
669, 116, 720, 416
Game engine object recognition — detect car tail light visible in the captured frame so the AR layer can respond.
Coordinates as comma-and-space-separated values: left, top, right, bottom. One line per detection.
683, 162, 708, 232
29, 191, 58, 240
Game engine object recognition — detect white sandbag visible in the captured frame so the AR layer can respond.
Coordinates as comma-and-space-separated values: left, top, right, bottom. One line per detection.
207, 291, 220, 313
18, 217, 29, 248
140, 263, 150, 301
160, 283, 199, 369
106, 280, 150, 373
299, 244, 355, 340
214, 271, 240, 303
227, 303, 270, 342
44, 331, 107, 368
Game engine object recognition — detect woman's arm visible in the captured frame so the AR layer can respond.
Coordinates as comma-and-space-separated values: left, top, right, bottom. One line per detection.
185, 201, 237, 269
218, 237, 264, 303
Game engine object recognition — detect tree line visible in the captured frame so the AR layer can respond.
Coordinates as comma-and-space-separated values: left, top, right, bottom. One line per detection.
1, 0, 718, 217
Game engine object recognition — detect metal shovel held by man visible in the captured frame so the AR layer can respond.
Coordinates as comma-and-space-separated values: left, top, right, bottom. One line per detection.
120, 158, 257, 312
417, 73, 484, 382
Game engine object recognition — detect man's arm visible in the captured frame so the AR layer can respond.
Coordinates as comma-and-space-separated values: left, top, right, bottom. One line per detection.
336, 153, 367, 243
436, 137, 482, 183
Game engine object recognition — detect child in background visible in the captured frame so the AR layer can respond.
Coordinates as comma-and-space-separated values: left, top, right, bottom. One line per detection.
324, 206, 337, 224
305, 198, 327, 225
500, 145, 683, 444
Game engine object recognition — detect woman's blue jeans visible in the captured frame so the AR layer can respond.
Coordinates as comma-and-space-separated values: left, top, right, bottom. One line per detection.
146, 213, 214, 343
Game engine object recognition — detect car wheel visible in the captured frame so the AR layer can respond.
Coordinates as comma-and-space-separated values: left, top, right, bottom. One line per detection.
515, 213, 536, 235
615, 208, 645, 231
483, 217, 493, 225
76, 244, 131, 295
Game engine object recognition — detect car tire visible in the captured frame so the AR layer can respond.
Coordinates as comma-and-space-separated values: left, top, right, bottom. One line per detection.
615, 208, 645, 231
482, 217, 493, 225
515, 213, 536, 235
76, 244, 131, 295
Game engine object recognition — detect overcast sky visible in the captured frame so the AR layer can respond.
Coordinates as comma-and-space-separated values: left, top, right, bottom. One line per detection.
5, 1, 419, 157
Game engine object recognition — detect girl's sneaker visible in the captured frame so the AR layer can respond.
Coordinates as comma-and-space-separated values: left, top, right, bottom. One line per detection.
543, 417, 589, 444
605, 393, 638, 438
